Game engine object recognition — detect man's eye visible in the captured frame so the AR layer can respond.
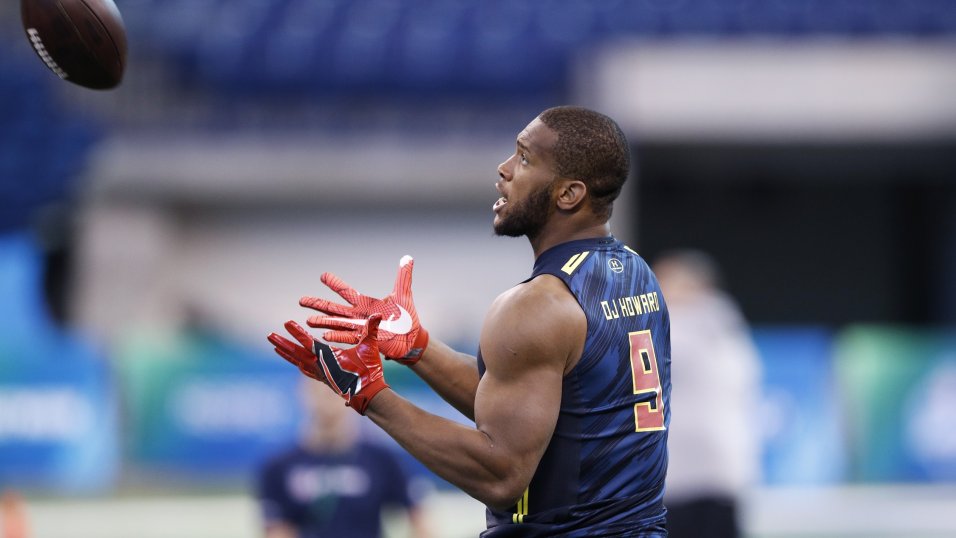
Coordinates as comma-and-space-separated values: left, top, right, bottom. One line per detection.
519, 153, 529, 165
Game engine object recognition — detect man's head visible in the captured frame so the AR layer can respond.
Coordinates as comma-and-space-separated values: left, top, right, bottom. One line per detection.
494, 106, 629, 239
652, 249, 723, 306
538, 106, 630, 220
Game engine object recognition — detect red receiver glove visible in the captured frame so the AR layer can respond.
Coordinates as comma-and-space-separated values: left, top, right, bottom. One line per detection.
300, 255, 429, 365
268, 315, 388, 415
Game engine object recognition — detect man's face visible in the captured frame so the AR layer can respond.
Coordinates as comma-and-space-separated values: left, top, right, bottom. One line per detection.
493, 118, 560, 238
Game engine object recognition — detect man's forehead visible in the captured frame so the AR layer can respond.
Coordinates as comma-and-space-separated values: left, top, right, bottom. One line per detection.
516, 118, 554, 151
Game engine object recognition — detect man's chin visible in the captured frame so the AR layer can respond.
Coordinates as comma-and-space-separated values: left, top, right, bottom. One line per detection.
494, 220, 538, 238
493, 223, 523, 238
493, 226, 523, 238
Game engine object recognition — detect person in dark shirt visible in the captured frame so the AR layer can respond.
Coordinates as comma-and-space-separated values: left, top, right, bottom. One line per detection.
256, 380, 429, 538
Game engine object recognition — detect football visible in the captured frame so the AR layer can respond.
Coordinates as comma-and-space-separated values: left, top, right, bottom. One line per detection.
20, 0, 128, 90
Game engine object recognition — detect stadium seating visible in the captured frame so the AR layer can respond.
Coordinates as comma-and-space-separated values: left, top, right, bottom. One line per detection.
0, 54, 102, 232
3, 0, 954, 236
121, 0, 956, 98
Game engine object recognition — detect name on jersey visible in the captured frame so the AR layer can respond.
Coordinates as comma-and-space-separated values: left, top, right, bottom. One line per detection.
600, 292, 661, 320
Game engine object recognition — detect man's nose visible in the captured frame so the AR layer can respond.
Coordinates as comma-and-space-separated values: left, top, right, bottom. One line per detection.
497, 159, 510, 180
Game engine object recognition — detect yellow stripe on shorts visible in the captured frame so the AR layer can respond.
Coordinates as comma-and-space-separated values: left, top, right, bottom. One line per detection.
512, 487, 529, 523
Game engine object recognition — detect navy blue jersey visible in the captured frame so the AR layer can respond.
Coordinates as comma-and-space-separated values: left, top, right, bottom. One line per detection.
256, 440, 417, 538
478, 236, 671, 537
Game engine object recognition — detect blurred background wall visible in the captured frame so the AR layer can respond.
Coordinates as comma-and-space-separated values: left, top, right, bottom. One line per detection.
1, 1, 956, 537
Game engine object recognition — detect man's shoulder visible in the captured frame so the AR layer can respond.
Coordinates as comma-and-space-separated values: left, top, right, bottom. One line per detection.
503, 273, 578, 307
489, 275, 583, 334
481, 275, 586, 373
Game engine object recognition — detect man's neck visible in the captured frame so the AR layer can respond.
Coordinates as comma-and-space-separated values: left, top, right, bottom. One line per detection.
529, 221, 611, 259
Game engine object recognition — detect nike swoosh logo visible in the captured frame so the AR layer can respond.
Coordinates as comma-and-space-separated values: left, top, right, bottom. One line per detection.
323, 305, 414, 335
381, 305, 414, 335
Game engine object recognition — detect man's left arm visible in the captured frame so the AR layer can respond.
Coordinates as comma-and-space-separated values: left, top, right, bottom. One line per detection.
268, 277, 584, 510
365, 276, 585, 509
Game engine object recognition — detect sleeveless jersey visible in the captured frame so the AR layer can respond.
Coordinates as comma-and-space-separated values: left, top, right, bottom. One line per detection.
478, 236, 671, 537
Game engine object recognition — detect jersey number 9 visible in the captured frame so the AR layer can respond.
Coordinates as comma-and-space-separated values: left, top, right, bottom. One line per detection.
628, 330, 666, 432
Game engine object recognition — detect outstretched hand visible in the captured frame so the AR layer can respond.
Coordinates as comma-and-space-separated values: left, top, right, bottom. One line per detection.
268, 315, 389, 415
300, 255, 429, 364
267, 319, 328, 384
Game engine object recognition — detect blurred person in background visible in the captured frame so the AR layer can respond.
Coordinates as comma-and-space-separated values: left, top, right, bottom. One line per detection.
652, 250, 762, 538
1, 491, 29, 538
256, 379, 429, 538
268, 106, 671, 536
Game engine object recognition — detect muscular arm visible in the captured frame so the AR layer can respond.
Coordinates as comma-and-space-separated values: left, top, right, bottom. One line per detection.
366, 276, 585, 509
408, 339, 480, 420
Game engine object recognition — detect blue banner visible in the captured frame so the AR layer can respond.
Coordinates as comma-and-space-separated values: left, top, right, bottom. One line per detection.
836, 326, 956, 482
119, 332, 304, 478
753, 326, 847, 485
0, 335, 118, 492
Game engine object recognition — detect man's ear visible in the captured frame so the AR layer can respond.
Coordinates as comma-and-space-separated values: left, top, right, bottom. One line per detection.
555, 179, 588, 211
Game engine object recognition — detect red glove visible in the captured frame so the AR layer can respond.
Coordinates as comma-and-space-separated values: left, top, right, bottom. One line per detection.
267, 319, 328, 384
268, 315, 389, 415
301, 255, 429, 365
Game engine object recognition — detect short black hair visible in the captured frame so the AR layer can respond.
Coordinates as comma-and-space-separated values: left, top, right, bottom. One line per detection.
538, 106, 630, 220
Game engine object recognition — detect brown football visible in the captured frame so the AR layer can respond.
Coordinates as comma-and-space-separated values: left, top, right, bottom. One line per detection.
21, 0, 128, 90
